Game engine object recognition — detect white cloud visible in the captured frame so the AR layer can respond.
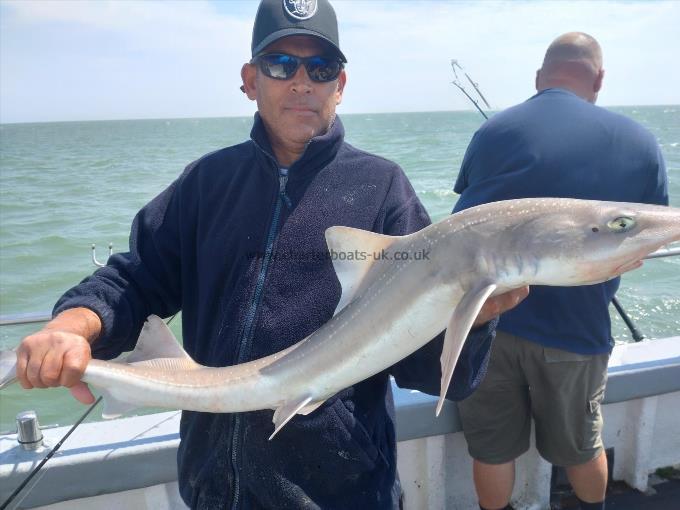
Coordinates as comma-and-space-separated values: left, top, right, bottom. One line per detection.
0, 0, 256, 123
3, 0, 246, 51
1, 0, 678, 123
335, 0, 680, 112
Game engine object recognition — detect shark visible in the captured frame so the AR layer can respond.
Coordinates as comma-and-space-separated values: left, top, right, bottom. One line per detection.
2, 198, 679, 439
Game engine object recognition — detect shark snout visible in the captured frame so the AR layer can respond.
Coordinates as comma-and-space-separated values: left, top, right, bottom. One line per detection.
589, 204, 680, 280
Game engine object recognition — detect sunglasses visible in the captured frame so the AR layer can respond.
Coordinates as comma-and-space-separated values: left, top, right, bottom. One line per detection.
253, 53, 343, 83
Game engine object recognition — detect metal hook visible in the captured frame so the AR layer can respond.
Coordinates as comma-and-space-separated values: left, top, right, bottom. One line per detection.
91, 243, 113, 267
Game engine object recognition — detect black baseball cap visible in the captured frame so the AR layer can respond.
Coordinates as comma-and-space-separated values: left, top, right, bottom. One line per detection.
251, 0, 347, 63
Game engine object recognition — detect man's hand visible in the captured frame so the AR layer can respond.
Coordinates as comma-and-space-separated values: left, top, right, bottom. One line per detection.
15, 308, 102, 404
473, 286, 529, 327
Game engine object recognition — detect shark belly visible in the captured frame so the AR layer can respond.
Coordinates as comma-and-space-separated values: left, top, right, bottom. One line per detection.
83, 360, 285, 414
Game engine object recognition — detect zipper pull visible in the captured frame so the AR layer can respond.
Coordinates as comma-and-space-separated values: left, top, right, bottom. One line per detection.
279, 168, 292, 208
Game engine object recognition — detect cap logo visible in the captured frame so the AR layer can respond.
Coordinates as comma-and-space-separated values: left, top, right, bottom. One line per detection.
283, 0, 318, 20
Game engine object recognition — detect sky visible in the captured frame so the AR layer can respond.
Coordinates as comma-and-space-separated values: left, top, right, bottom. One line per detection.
1, 0, 679, 124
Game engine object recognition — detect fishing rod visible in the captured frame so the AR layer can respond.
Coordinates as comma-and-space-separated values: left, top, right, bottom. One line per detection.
610, 299, 645, 342
450, 60, 490, 119
447, 59, 680, 342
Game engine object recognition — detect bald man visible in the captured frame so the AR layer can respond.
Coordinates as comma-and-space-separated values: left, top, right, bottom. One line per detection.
536, 32, 604, 102
452, 33, 668, 510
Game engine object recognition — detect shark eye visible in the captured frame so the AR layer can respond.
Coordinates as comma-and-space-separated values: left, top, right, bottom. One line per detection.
607, 216, 636, 233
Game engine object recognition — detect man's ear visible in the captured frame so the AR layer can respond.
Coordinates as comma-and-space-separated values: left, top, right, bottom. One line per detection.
241, 63, 258, 100
335, 69, 347, 106
535, 69, 541, 91
594, 68, 604, 93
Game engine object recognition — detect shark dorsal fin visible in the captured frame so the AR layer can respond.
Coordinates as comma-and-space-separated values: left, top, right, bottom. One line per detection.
124, 315, 191, 363
325, 226, 399, 316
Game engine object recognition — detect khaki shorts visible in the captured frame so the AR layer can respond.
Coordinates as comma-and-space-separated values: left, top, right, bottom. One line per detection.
458, 330, 609, 466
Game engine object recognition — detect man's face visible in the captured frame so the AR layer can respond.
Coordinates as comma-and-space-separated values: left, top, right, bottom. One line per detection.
241, 35, 346, 148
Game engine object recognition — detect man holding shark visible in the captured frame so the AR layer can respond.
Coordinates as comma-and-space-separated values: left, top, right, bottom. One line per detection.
13, 1, 527, 508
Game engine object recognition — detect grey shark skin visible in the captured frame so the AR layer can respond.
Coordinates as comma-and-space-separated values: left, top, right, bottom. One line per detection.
2, 198, 680, 438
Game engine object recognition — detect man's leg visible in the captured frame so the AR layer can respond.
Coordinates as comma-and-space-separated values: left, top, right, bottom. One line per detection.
473, 459, 515, 510
566, 450, 607, 504
458, 331, 531, 510
528, 346, 610, 510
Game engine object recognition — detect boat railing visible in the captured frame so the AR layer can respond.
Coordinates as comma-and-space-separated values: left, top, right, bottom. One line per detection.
0, 312, 53, 326
2, 244, 677, 327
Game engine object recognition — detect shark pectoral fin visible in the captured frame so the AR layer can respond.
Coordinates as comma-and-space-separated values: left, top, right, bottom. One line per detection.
269, 396, 315, 440
325, 226, 400, 316
100, 388, 139, 419
436, 283, 498, 417
125, 315, 195, 365
298, 399, 326, 415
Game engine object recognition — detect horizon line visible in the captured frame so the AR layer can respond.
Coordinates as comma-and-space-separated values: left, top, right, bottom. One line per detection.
1, 104, 678, 126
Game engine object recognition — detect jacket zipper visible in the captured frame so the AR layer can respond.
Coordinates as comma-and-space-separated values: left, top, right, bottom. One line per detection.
229, 165, 290, 509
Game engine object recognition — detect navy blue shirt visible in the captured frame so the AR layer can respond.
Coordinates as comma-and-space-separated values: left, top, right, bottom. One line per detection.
55, 114, 496, 509
454, 88, 668, 354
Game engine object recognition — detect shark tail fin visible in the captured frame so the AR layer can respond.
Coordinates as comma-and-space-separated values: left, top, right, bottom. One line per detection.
0, 350, 17, 390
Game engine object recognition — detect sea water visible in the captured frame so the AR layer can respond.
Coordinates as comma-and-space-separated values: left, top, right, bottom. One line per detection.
1, 107, 678, 429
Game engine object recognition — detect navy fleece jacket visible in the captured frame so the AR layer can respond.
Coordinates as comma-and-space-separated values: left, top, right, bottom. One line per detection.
55, 114, 496, 509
